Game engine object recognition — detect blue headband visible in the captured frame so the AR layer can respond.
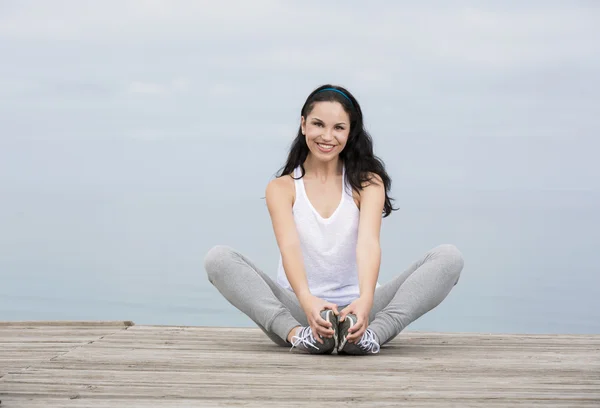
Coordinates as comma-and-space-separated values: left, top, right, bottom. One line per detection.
315, 87, 353, 106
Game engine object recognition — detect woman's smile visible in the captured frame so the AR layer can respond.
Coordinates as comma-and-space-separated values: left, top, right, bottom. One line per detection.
316, 142, 335, 153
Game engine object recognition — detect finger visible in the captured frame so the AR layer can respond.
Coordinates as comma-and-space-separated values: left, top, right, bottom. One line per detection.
348, 316, 361, 333
347, 322, 365, 342
352, 320, 369, 342
319, 327, 335, 339
349, 327, 366, 343
312, 321, 334, 339
312, 317, 335, 337
329, 303, 339, 315
339, 307, 352, 322
347, 319, 361, 335
315, 320, 335, 336
315, 314, 333, 329
311, 324, 324, 344
322, 303, 339, 315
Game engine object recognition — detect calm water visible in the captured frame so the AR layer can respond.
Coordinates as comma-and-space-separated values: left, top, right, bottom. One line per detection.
1, 139, 599, 334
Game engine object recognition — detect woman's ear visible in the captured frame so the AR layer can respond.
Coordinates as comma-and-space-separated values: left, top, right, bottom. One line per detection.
301, 116, 306, 135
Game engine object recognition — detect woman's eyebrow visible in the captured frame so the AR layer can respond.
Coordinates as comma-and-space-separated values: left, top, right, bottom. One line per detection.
311, 117, 347, 125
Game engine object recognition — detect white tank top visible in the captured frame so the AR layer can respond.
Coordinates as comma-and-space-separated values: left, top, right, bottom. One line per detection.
276, 164, 365, 306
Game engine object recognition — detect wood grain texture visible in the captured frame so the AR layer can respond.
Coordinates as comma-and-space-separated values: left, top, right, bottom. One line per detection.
0, 322, 131, 378
1, 323, 599, 407
0, 321, 134, 327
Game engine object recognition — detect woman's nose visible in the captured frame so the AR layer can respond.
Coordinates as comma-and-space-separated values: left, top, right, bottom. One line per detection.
322, 129, 334, 141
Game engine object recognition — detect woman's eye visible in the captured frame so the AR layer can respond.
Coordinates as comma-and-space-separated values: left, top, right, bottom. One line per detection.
336, 126, 344, 130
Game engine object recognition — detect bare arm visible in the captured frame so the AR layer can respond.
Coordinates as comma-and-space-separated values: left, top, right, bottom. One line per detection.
265, 177, 311, 301
355, 173, 385, 302
339, 173, 385, 342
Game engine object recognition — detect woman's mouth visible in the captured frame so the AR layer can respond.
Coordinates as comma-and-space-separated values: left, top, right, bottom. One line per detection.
316, 143, 335, 153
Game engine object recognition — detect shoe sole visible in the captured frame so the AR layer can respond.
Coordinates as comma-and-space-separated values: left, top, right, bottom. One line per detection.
338, 314, 356, 351
323, 310, 339, 351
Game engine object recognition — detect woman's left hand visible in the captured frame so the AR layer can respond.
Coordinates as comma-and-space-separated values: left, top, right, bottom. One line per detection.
339, 295, 373, 343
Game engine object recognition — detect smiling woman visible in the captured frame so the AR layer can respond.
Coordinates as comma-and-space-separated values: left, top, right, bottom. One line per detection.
204, 84, 464, 355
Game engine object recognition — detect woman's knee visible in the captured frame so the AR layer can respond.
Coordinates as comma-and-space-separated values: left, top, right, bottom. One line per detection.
203, 245, 236, 283
432, 244, 464, 283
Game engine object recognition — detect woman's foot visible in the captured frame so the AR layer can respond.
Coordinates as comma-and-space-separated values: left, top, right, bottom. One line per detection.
289, 310, 338, 354
338, 313, 380, 354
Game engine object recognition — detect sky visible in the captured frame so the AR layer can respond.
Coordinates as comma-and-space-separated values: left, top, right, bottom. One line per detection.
0, 1, 599, 330
1, 1, 599, 193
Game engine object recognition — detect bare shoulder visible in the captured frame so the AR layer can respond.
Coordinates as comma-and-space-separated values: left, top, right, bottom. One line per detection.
265, 174, 298, 248
362, 172, 384, 188
265, 173, 296, 208
355, 172, 384, 208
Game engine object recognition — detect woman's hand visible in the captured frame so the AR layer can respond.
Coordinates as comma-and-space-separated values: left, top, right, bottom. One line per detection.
298, 293, 339, 344
339, 296, 373, 343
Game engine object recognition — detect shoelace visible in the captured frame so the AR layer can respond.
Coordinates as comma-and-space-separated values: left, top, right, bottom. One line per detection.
357, 329, 380, 353
290, 326, 319, 351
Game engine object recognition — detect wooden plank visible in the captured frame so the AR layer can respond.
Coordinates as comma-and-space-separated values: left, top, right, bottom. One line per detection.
0, 322, 131, 379
0, 321, 134, 327
3, 377, 600, 399
1, 322, 599, 407
3, 397, 599, 408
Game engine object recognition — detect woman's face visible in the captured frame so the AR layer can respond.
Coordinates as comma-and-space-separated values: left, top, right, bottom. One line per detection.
301, 101, 350, 161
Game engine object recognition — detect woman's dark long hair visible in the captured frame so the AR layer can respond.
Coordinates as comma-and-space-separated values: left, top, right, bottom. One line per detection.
276, 84, 398, 217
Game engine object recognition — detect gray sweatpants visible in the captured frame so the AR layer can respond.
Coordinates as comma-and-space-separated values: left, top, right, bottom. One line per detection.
204, 244, 463, 347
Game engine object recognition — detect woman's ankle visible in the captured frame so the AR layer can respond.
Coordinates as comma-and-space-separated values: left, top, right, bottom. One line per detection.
287, 326, 301, 343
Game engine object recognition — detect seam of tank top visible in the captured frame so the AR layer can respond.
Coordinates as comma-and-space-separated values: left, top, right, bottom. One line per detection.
346, 182, 360, 212
295, 165, 347, 224
292, 166, 301, 211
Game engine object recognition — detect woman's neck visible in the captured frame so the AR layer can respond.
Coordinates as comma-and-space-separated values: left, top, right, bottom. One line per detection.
303, 154, 342, 181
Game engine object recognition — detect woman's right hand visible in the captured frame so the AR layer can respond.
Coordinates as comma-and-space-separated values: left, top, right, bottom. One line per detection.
298, 293, 339, 344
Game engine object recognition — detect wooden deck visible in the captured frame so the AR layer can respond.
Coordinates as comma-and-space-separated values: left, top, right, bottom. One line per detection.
1, 321, 599, 407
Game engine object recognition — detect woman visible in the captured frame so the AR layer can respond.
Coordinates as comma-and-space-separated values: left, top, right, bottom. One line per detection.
204, 85, 464, 355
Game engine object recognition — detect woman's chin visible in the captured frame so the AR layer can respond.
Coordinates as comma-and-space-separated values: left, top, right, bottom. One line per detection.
310, 150, 338, 161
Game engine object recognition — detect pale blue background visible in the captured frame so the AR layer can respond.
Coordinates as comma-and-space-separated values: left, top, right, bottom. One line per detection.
1, 1, 599, 334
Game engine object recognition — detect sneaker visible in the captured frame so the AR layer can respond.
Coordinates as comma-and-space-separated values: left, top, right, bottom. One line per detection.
290, 309, 338, 354
338, 313, 380, 355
